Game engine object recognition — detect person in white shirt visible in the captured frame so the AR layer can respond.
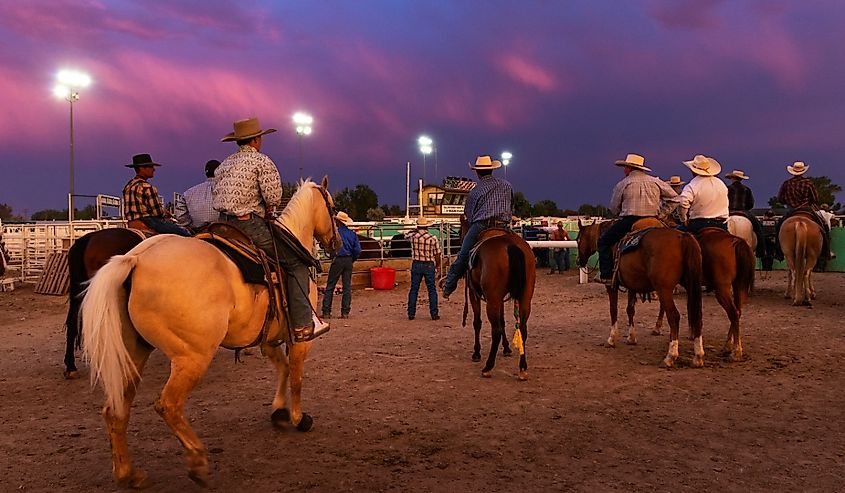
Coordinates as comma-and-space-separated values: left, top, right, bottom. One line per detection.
676, 155, 729, 235
174, 159, 220, 231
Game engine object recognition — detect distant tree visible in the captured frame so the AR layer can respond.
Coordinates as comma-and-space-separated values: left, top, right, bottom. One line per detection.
334, 184, 379, 221
512, 192, 532, 218
767, 196, 784, 209
577, 203, 611, 217
380, 204, 404, 217
0, 203, 23, 221
561, 208, 579, 216
532, 199, 560, 217
31, 209, 67, 221
366, 207, 385, 221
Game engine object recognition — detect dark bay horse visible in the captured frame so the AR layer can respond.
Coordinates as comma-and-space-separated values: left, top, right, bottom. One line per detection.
64, 228, 144, 378
607, 228, 704, 367
462, 228, 536, 380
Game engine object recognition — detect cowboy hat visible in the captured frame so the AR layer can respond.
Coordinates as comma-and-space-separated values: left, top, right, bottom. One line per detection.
683, 155, 721, 177
666, 175, 686, 186
125, 153, 161, 168
416, 217, 432, 228
335, 211, 353, 225
787, 161, 809, 175
725, 170, 750, 180
614, 153, 651, 172
220, 117, 277, 142
469, 155, 502, 170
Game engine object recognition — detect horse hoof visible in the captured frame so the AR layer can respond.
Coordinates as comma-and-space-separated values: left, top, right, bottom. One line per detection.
662, 357, 675, 368
471, 354, 481, 362
502, 349, 513, 357
481, 371, 492, 378
651, 329, 661, 336
730, 352, 743, 362
625, 337, 637, 346
606, 338, 616, 348
188, 469, 209, 488
296, 413, 314, 432
271, 408, 290, 428
517, 371, 528, 381
63, 370, 80, 380
117, 469, 152, 489
692, 356, 705, 368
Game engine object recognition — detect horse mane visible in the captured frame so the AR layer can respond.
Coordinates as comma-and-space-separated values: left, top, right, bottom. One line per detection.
278, 179, 319, 232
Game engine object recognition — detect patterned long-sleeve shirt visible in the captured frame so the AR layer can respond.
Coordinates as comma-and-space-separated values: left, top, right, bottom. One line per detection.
777, 176, 818, 209
727, 181, 755, 211
123, 176, 166, 221
609, 170, 678, 217
212, 145, 282, 217
405, 229, 441, 262
174, 178, 217, 228
464, 175, 513, 223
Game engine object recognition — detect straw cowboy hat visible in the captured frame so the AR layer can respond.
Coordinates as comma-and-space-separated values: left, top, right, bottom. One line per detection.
683, 155, 721, 177
469, 155, 502, 170
416, 217, 432, 228
125, 153, 161, 168
220, 117, 277, 142
787, 161, 809, 175
666, 175, 686, 186
725, 170, 750, 180
335, 211, 353, 226
614, 153, 651, 172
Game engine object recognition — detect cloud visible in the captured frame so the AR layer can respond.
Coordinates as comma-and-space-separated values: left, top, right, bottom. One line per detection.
496, 54, 558, 92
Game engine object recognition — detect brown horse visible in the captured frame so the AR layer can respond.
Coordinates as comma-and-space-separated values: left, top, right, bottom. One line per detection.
607, 228, 704, 367
64, 228, 144, 379
576, 219, 613, 270
779, 214, 824, 306
462, 228, 536, 380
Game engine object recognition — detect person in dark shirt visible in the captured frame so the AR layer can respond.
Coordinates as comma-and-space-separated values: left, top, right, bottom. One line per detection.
725, 170, 766, 257
321, 211, 361, 319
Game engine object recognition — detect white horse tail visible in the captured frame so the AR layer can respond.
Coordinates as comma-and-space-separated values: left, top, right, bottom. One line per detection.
81, 254, 140, 417
793, 221, 808, 305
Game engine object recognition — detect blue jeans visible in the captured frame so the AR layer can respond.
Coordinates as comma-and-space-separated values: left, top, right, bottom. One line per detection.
322, 256, 354, 316
677, 218, 727, 235
598, 216, 644, 279
442, 221, 487, 293
141, 217, 191, 236
550, 249, 570, 272
408, 261, 438, 317
220, 213, 313, 329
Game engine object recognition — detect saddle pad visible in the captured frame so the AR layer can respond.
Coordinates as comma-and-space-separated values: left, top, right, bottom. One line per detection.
126, 228, 156, 240
618, 227, 656, 256
195, 230, 265, 284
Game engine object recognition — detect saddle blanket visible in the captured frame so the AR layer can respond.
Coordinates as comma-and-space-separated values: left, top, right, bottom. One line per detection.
618, 227, 657, 255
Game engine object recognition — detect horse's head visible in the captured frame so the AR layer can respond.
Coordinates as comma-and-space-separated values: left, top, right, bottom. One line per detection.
314, 176, 341, 255
576, 220, 597, 268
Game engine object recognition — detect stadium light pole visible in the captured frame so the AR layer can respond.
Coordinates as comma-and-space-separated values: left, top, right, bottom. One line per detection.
418, 135, 433, 184
293, 112, 313, 179
54, 69, 91, 222
501, 151, 513, 179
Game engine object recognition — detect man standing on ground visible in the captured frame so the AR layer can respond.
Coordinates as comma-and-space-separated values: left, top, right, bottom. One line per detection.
406, 217, 442, 320
321, 211, 361, 319
548, 221, 571, 274
175, 159, 220, 232
122, 153, 191, 236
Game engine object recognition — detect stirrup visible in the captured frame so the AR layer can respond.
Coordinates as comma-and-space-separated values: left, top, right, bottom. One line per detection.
293, 316, 331, 343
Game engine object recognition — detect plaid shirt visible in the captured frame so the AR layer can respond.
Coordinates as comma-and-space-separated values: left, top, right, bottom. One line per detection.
727, 181, 755, 211
212, 145, 282, 217
464, 175, 513, 223
122, 176, 166, 221
778, 176, 818, 209
609, 170, 678, 217
405, 228, 441, 262
174, 178, 216, 228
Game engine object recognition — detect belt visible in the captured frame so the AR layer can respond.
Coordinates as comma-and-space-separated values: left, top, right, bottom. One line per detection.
222, 212, 253, 221
412, 259, 435, 264
478, 218, 509, 227
692, 217, 727, 222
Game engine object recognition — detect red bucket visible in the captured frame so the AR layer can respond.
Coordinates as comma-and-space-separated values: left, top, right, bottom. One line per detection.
370, 267, 396, 290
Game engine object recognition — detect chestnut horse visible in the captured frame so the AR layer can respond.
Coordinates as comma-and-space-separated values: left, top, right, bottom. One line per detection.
64, 228, 144, 379
81, 178, 339, 488
779, 214, 824, 306
462, 227, 536, 380
607, 228, 704, 367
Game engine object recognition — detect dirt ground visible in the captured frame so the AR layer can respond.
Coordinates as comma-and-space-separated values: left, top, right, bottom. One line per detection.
1, 269, 844, 492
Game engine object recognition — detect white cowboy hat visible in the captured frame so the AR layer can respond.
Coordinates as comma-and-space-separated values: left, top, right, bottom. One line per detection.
666, 175, 686, 186
787, 161, 809, 175
416, 217, 432, 228
335, 211, 353, 225
683, 155, 721, 177
221, 117, 277, 142
469, 155, 502, 170
725, 170, 750, 180
614, 153, 651, 172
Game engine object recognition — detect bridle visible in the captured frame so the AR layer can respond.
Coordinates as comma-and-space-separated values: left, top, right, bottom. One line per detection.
316, 185, 340, 253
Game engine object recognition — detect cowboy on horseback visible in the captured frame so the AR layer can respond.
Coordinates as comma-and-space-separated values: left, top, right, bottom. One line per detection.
213, 117, 329, 343
174, 159, 221, 232
122, 153, 192, 236
676, 154, 729, 234
725, 169, 767, 257
596, 153, 678, 284
441, 155, 513, 300
774, 161, 832, 263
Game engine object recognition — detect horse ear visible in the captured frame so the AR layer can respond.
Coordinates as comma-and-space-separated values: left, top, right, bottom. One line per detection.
578, 218, 584, 229
321, 175, 329, 190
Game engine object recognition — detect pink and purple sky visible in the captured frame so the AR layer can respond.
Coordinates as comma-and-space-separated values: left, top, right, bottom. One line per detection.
1, 0, 844, 216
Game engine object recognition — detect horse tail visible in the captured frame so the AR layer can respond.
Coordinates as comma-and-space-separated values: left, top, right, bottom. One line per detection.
733, 238, 755, 298
507, 243, 527, 300
81, 254, 139, 417
66, 234, 93, 350
793, 221, 808, 304
681, 233, 703, 333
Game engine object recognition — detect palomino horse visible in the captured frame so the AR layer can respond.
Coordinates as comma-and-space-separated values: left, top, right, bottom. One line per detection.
779, 213, 824, 306
726, 215, 756, 254
81, 178, 340, 488
64, 228, 144, 379
606, 228, 704, 367
462, 227, 536, 380
696, 228, 755, 361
